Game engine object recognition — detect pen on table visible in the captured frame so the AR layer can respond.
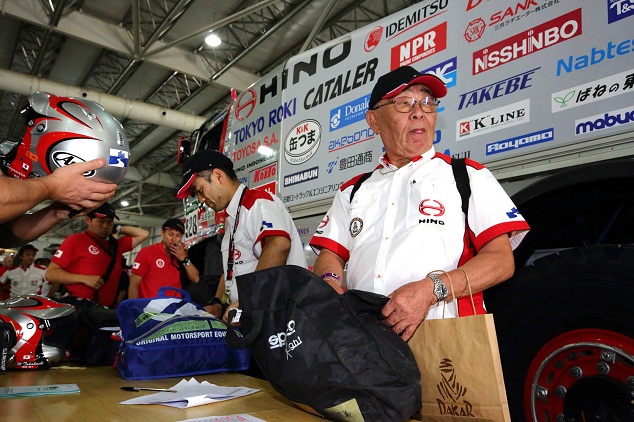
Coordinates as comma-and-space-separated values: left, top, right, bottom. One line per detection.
121, 386, 177, 392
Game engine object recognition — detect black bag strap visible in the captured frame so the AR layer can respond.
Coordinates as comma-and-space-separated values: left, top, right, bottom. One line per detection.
94, 236, 119, 306
225, 309, 264, 349
349, 171, 373, 202
451, 158, 471, 216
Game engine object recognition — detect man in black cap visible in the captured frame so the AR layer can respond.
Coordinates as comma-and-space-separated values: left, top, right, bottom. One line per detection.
0, 244, 49, 298
129, 217, 200, 299
310, 65, 530, 341
46, 202, 149, 307
175, 150, 306, 322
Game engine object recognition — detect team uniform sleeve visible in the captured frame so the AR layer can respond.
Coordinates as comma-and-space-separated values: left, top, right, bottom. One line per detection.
131, 247, 149, 278
467, 166, 530, 251
250, 198, 293, 248
119, 235, 134, 254
309, 186, 353, 262
51, 236, 77, 269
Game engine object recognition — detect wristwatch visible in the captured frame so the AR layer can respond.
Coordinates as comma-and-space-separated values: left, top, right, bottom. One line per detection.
182, 257, 191, 266
429, 274, 448, 303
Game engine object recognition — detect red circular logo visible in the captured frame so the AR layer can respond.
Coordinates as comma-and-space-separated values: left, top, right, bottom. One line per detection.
364, 26, 383, 52
419, 199, 445, 217
464, 18, 486, 43
234, 89, 257, 121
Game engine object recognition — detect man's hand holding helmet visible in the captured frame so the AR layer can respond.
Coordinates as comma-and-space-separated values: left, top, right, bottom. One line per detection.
43, 158, 117, 211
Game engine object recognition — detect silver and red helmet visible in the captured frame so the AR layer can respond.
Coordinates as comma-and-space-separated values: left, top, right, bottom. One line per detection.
0, 295, 77, 369
1, 91, 130, 184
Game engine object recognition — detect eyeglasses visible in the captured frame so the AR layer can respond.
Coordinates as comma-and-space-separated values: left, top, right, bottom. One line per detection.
372, 96, 439, 113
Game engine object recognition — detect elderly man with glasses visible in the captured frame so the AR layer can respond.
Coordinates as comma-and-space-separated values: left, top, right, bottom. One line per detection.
310, 65, 530, 341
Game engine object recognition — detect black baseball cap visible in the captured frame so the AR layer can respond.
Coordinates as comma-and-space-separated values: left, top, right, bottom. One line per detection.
162, 218, 185, 234
368, 66, 448, 109
18, 244, 38, 256
87, 202, 119, 220
175, 150, 233, 199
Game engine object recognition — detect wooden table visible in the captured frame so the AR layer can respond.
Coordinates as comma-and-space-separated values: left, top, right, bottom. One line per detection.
0, 365, 326, 421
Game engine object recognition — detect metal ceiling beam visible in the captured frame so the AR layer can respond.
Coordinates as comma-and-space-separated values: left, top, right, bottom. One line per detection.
2, 0, 258, 89
0, 68, 206, 132
145, 0, 279, 56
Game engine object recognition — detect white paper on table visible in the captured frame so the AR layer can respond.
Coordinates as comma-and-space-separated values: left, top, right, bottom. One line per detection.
178, 414, 266, 422
119, 378, 260, 409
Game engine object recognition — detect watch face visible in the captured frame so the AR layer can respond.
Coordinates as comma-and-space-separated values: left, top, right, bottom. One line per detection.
431, 275, 448, 302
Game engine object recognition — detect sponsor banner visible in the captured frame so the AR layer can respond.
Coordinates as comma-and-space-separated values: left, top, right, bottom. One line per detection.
608, 0, 634, 23
329, 95, 370, 132
284, 167, 319, 187
251, 162, 277, 184
391, 22, 447, 69
217, 1, 631, 209
472, 8, 582, 75
556, 37, 634, 77
486, 128, 554, 155
551, 68, 634, 113
457, 99, 530, 141
458, 67, 537, 110
284, 120, 322, 165
575, 106, 634, 135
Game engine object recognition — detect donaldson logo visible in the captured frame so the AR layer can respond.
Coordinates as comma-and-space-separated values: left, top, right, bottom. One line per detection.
284, 120, 321, 165
284, 166, 319, 187
575, 106, 634, 135
330, 95, 370, 132
486, 128, 554, 155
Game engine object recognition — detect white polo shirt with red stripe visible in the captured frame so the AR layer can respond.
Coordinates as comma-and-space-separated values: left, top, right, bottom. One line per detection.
310, 149, 530, 319
222, 184, 307, 303
0, 265, 47, 297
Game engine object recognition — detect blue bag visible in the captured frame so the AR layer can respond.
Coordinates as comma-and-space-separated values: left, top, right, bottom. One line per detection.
116, 286, 250, 380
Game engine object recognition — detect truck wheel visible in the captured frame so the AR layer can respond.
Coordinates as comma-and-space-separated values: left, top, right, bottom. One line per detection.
485, 245, 634, 421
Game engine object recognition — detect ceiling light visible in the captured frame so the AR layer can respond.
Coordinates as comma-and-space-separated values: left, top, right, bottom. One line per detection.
205, 33, 222, 47
120, 200, 130, 207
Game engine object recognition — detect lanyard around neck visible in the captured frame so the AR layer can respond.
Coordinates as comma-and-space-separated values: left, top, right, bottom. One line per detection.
226, 187, 248, 283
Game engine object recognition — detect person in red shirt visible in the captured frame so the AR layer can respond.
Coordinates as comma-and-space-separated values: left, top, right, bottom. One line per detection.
129, 218, 200, 299
46, 202, 149, 308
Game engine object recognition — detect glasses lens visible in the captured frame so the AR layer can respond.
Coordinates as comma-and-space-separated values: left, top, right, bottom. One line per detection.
393, 97, 437, 113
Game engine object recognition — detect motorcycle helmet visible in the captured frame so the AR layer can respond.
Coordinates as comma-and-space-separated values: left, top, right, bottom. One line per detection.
1, 91, 129, 184
0, 295, 78, 369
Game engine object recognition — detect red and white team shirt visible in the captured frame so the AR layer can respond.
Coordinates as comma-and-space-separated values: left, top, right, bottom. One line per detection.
310, 149, 530, 319
131, 242, 182, 298
52, 231, 133, 306
222, 185, 307, 303
0, 265, 47, 297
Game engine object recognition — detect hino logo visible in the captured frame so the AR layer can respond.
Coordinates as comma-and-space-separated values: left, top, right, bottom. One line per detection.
52, 151, 96, 177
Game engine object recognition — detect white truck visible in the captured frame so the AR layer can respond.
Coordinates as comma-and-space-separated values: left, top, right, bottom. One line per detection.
178, 1, 634, 420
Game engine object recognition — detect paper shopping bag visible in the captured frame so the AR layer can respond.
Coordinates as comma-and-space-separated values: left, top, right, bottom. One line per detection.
408, 313, 510, 422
